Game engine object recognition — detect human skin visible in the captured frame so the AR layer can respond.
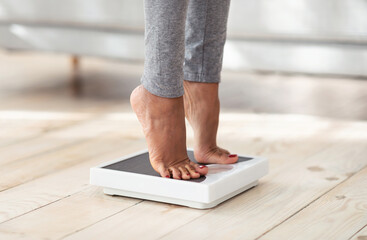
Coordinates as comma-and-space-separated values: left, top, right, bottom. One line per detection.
130, 80, 238, 180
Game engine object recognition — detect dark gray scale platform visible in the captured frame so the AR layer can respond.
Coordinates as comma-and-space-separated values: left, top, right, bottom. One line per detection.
90, 149, 268, 209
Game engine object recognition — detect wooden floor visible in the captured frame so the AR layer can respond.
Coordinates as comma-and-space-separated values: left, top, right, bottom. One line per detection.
1, 49, 367, 240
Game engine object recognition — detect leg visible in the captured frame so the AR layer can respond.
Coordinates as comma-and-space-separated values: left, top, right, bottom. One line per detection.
140, 0, 187, 98
130, 0, 208, 180
183, 0, 239, 163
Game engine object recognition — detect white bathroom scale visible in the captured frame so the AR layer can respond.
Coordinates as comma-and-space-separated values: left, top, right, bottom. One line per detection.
90, 149, 268, 209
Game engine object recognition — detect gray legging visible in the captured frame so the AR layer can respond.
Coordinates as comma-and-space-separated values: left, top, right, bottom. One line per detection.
141, 0, 231, 98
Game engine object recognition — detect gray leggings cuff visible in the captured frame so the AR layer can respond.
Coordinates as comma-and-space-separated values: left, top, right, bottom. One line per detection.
141, 74, 184, 98
183, 71, 221, 83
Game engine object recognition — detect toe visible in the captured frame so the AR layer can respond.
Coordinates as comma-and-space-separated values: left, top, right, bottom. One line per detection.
185, 164, 201, 178
226, 153, 239, 163
162, 169, 171, 178
214, 151, 238, 164
169, 167, 182, 180
154, 161, 172, 178
178, 166, 191, 180
198, 148, 238, 164
189, 162, 208, 176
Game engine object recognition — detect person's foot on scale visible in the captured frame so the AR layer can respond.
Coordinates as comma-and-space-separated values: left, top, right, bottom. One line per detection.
183, 80, 239, 164
130, 85, 209, 180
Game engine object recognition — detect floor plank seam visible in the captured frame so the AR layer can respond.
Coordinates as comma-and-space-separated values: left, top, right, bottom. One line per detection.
0, 118, 131, 194
0, 120, 93, 151
0, 135, 91, 166
0, 141, 146, 225
0, 138, 92, 193
157, 207, 213, 240
0, 193, 73, 225
58, 199, 144, 240
254, 165, 367, 240
348, 223, 367, 240
0, 105, 121, 152
0, 140, 136, 212
157, 134, 366, 240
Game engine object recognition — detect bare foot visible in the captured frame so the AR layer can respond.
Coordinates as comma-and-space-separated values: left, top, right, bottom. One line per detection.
130, 85, 209, 180
183, 80, 239, 164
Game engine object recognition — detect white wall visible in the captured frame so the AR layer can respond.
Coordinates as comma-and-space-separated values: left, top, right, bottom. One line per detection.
0, 0, 366, 76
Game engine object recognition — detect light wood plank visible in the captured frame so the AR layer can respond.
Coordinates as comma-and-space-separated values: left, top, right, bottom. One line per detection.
0, 119, 78, 148
158, 123, 367, 240
0, 137, 145, 223
0, 99, 132, 150
0, 187, 140, 240
351, 225, 367, 240
0, 97, 95, 148
0, 111, 364, 239
258, 166, 367, 240
0, 111, 364, 240
0, 113, 103, 167
0, 185, 204, 240
0, 122, 144, 191
0, 114, 343, 239
0, 113, 339, 238
62, 122, 367, 240
63, 196, 205, 240
0, 109, 139, 166
215, 113, 347, 171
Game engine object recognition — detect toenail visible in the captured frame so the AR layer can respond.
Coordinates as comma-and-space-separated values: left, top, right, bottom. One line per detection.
187, 173, 190, 176
199, 165, 207, 168
166, 175, 170, 178
229, 154, 237, 158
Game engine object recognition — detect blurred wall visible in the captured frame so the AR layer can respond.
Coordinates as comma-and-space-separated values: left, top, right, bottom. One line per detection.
0, 0, 366, 76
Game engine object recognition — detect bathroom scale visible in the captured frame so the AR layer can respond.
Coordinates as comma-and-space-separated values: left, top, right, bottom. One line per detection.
90, 149, 268, 209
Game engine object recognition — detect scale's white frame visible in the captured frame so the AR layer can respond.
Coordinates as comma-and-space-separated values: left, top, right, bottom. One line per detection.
90, 148, 268, 209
